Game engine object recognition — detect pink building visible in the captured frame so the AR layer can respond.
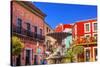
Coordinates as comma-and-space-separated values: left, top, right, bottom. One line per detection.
11, 1, 46, 66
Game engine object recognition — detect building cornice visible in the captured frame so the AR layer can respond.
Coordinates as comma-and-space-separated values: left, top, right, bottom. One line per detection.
45, 22, 54, 31
72, 18, 97, 27
14, 1, 46, 19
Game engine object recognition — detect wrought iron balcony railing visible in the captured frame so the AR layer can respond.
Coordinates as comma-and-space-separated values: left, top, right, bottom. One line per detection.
12, 24, 45, 41
72, 36, 97, 46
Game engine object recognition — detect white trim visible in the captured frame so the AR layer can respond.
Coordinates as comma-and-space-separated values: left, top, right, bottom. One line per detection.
84, 34, 91, 38
93, 47, 97, 61
75, 25, 77, 35
92, 33, 97, 40
92, 21, 97, 32
84, 47, 91, 62
84, 23, 91, 33
93, 33, 97, 36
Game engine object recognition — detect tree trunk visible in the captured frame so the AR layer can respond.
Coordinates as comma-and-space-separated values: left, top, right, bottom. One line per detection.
70, 57, 73, 63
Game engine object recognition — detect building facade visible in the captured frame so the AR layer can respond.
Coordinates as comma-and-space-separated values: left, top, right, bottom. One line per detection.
11, 1, 46, 65
72, 19, 97, 62
44, 23, 56, 64
44, 23, 56, 54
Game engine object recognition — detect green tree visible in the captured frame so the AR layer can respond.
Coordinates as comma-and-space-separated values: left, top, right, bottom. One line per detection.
72, 46, 84, 62
65, 46, 84, 63
11, 36, 24, 66
66, 48, 74, 62
72, 46, 84, 55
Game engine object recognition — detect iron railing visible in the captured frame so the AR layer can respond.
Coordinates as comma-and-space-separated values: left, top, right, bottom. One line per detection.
12, 24, 45, 41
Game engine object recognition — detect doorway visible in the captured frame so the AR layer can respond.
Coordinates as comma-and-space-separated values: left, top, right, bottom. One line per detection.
25, 50, 31, 65
34, 55, 38, 65
16, 55, 21, 66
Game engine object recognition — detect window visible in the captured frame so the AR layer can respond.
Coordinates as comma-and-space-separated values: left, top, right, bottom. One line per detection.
86, 24, 89, 32
94, 34, 97, 37
84, 23, 90, 33
34, 26, 37, 33
85, 34, 91, 39
40, 29, 42, 35
86, 35, 89, 38
93, 23, 97, 32
93, 33, 97, 41
26, 23, 31, 31
16, 18, 22, 33
34, 26, 38, 38
17, 18, 22, 27
26, 23, 31, 36
94, 48, 97, 61
85, 49, 90, 62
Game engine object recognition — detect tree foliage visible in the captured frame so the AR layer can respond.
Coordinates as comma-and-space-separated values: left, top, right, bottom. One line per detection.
65, 45, 84, 62
65, 49, 74, 62
12, 36, 24, 55
72, 46, 84, 55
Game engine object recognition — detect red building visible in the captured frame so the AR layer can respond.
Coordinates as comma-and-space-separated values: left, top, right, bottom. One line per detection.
55, 23, 72, 32
11, 1, 46, 66
72, 19, 97, 62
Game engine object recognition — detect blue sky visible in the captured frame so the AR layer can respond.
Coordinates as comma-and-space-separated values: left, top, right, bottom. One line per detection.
33, 2, 97, 29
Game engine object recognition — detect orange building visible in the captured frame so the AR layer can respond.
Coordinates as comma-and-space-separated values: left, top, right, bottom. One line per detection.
11, 1, 46, 66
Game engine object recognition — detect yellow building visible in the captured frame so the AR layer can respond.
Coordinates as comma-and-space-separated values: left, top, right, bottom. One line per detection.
44, 22, 57, 64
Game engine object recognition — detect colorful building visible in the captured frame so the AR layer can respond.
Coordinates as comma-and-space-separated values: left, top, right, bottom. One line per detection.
11, 1, 97, 65
44, 22, 56, 56
55, 23, 73, 48
44, 23, 56, 64
11, 1, 47, 66
72, 19, 97, 62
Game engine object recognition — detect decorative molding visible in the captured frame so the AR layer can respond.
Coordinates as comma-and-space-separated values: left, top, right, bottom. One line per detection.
16, 1, 46, 19
84, 34, 91, 38
84, 22, 91, 33
92, 21, 97, 32
93, 47, 97, 61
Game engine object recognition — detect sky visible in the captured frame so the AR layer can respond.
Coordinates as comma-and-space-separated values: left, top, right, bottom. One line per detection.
33, 2, 97, 29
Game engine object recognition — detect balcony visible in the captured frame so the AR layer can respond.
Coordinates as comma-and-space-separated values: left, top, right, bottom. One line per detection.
72, 36, 97, 46
12, 24, 45, 41
34, 33, 45, 41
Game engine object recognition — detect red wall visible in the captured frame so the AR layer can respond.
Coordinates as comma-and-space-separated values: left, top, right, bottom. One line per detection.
72, 19, 97, 62
72, 19, 97, 38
